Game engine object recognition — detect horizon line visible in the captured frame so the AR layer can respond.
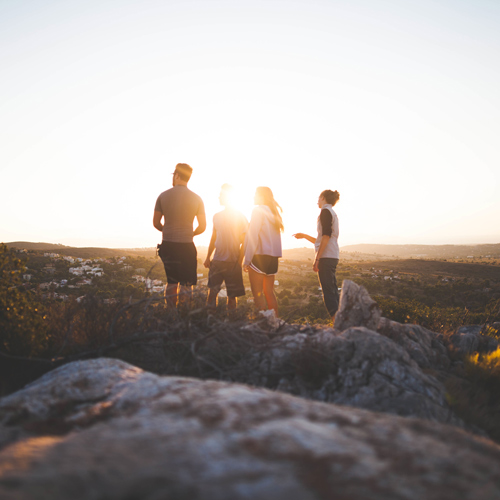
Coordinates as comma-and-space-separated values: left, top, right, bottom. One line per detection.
4, 240, 500, 251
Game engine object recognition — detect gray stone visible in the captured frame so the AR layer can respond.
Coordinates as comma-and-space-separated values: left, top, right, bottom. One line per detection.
377, 317, 450, 370
246, 326, 460, 426
334, 279, 381, 331
0, 358, 499, 500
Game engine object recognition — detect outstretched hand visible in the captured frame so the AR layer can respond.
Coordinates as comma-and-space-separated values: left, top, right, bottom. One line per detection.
292, 233, 305, 239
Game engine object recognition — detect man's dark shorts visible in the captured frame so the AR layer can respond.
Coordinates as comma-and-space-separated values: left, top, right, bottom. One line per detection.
208, 260, 245, 298
159, 241, 197, 286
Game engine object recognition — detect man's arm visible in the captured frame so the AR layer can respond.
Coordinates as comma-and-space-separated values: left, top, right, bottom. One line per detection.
237, 229, 247, 266
153, 211, 163, 232
193, 201, 207, 237
204, 228, 217, 268
193, 210, 207, 237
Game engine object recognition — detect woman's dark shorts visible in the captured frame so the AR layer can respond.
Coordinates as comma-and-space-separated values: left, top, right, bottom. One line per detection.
208, 260, 245, 298
159, 241, 197, 286
249, 254, 279, 276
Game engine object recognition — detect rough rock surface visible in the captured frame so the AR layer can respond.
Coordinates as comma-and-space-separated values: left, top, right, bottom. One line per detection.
1, 358, 500, 500
377, 317, 450, 370
334, 279, 381, 331
244, 326, 461, 425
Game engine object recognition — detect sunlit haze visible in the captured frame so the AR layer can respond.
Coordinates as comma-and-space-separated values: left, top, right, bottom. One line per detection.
1, 0, 499, 250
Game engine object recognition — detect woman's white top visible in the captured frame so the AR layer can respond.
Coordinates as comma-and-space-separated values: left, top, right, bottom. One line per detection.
315, 204, 340, 259
243, 205, 282, 265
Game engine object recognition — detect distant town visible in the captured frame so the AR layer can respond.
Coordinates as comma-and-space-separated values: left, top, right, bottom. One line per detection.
6, 241, 500, 326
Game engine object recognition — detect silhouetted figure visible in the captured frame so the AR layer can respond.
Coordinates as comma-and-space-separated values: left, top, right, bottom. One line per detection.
243, 186, 283, 316
153, 163, 206, 308
204, 184, 248, 310
294, 189, 340, 322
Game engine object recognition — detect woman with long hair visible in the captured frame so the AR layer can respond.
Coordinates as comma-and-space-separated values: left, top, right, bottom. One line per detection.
243, 186, 283, 316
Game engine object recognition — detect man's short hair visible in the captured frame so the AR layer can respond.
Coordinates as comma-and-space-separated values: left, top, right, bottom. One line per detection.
175, 163, 193, 182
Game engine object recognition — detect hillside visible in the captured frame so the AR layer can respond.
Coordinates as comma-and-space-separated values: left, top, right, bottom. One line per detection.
8, 241, 500, 262
342, 243, 500, 259
6, 242, 157, 259
357, 259, 500, 281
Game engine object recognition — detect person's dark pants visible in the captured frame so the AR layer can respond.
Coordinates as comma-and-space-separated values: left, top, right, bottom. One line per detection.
159, 241, 197, 286
318, 258, 339, 316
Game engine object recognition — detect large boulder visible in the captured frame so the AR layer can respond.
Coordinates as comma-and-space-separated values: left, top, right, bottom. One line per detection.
0, 358, 499, 500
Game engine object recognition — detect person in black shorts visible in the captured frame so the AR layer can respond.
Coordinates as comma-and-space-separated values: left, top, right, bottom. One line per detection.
243, 186, 283, 316
153, 163, 206, 308
204, 184, 248, 310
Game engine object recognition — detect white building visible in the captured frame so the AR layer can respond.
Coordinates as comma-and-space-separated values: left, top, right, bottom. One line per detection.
76, 279, 92, 286
89, 267, 104, 277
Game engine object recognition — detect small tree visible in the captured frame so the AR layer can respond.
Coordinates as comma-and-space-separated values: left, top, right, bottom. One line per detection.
0, 244, 47, 355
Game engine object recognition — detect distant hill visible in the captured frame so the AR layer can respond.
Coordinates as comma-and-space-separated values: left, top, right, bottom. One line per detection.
341, 244, 500, 260
5, 242, 72, 251
6, 241, 500, 262
357, 258, 500, 281
282, 247, 315, 261
5, 242, 156, 259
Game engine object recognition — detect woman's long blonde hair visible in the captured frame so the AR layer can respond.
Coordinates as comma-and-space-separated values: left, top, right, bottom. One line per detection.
255, 186, 284, 233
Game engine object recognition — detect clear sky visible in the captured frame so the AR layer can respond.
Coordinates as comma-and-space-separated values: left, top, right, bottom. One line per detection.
1, 0, 499, 249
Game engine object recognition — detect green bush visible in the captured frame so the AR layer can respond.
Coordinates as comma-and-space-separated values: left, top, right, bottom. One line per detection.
373, 295, 497, 333
0, 244, 48, 356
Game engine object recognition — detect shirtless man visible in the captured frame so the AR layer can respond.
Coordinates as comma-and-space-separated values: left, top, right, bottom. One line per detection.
153, 163, 206, 308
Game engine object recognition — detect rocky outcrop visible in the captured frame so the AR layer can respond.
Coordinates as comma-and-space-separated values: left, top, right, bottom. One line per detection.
244, 326, 460, 425
1, 358, 500, 500
335, 280, 451, 371
196, 280, 461, 426
377, 318, 450, 370
334, 279, 381, 331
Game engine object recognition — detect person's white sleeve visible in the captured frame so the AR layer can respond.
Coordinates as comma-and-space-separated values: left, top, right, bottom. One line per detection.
243, 207, 263, 266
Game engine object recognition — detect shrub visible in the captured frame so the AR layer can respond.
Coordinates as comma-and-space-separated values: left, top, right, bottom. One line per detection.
0, 244, 48, 356
444, 347, 500, 443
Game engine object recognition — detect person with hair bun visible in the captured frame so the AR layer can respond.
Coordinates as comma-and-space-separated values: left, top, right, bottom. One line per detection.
243, 186, 283, 316
293, 189, 340, 322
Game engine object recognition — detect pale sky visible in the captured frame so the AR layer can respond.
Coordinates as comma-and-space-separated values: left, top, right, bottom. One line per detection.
1, 0, 499, 249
